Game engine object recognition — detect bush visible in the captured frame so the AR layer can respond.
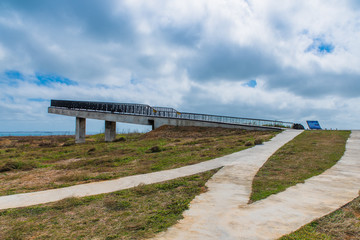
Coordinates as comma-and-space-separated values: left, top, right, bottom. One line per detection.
245, 141, 253, 146
62, 141, 75, 147
0, 161, 37, 172
146, 146, 161, 153
114, 137, 126, 142
292, 123, 305, 129
87, 147, 96, 153
38, 142, 57, 147
254, 139, 264, 145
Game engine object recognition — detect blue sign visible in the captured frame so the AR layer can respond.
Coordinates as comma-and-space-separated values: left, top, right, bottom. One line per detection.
306, 121, 322, 130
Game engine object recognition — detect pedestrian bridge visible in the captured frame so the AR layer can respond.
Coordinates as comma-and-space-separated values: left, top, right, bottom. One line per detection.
48, 100, 300, 143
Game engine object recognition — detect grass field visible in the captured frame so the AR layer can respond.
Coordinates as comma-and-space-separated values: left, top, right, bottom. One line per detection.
250, 130, 350, 203
0, 170, 218, 240
249, 130, 358, 239
0, 126, 276, 196
2, 127, 356, 239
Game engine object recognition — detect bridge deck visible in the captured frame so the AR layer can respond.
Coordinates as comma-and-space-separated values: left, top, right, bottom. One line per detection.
50, 100, 294, 129
49, 100, 300, 143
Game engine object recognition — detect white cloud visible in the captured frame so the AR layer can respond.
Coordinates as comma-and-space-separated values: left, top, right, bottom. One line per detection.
0, 44, 6, 60
0, 0, 360, 131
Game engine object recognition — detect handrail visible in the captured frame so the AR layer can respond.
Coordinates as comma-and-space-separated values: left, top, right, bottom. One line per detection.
50, 100, 294, 128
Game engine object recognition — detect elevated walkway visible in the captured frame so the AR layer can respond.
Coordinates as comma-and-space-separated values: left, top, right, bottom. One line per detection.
48, 100, 299, 143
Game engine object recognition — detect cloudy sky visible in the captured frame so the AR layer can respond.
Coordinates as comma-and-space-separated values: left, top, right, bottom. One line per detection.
1, 0, 360, 132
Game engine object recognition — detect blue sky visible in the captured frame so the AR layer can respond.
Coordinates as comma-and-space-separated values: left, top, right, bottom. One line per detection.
1, 0, 360, 132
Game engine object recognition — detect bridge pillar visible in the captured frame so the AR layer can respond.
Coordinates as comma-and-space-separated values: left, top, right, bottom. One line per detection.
153, 119, 167, 129
105, 121, 116, 142
75, 117, 86, 143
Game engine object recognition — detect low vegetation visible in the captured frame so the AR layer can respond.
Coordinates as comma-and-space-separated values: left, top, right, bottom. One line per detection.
250, 130, 350, 203
0, 126, 276, 196
280, 195, 360, 240
1, 128, 357, 239
0, 170, 217, 240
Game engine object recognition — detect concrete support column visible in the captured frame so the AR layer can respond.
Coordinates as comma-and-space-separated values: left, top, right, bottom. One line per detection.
153, 119, 168, 129
105, 121, 116, 142
75, 117, 86, 143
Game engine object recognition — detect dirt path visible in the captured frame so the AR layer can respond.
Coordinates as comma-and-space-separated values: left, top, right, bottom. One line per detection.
0, 130, 301, 210
153, 131, 359, 240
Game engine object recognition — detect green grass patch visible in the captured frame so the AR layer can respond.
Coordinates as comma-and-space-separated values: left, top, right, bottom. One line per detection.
0, 126, 277, 195
250, 130, 350, 202
0, 170, 217, 240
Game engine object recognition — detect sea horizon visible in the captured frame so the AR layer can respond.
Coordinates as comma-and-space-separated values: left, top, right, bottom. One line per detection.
0, 131, 100, 137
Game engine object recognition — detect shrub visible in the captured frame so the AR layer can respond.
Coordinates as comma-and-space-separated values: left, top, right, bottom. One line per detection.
114, 137, 126, 142
38, 142, 57, 147
87, 147, 96, 153
245, 141, 253, 146
146, 146, 161, 153
254, 139, 264, 145
62, 141, 75, 147
0, 161, 37, 172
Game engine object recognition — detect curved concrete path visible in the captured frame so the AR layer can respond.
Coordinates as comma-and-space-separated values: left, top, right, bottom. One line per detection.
153, 131, 360, 240
0, 130, 301, 210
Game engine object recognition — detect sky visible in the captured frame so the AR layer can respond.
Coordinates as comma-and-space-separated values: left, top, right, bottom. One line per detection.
1, 0, 360, 132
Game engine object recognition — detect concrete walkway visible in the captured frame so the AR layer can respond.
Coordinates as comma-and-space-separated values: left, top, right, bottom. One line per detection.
153, 131, 360, 240
0, 130, 301, 210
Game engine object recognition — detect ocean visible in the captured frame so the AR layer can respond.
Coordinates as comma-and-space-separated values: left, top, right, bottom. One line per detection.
0, 131, 99, 137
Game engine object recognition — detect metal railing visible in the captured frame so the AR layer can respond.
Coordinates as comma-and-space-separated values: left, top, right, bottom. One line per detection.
152, 106, 179, 113
50, 100, 294, 128
51, 100, 154, 115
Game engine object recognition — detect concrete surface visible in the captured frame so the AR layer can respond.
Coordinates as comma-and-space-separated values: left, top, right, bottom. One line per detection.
0, 130, 301, 210
105, 120, 116, 142
153, 131, 360, 240
75, 117, 86, 143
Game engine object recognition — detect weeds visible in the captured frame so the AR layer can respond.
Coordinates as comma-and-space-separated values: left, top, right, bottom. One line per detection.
0, 160, 38, 172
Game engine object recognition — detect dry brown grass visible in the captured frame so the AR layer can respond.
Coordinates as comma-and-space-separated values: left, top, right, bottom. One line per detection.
250, 130, 350, 202
142, 125, 272, 139
0, 170, 217, 240
0, 126, 277, 196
